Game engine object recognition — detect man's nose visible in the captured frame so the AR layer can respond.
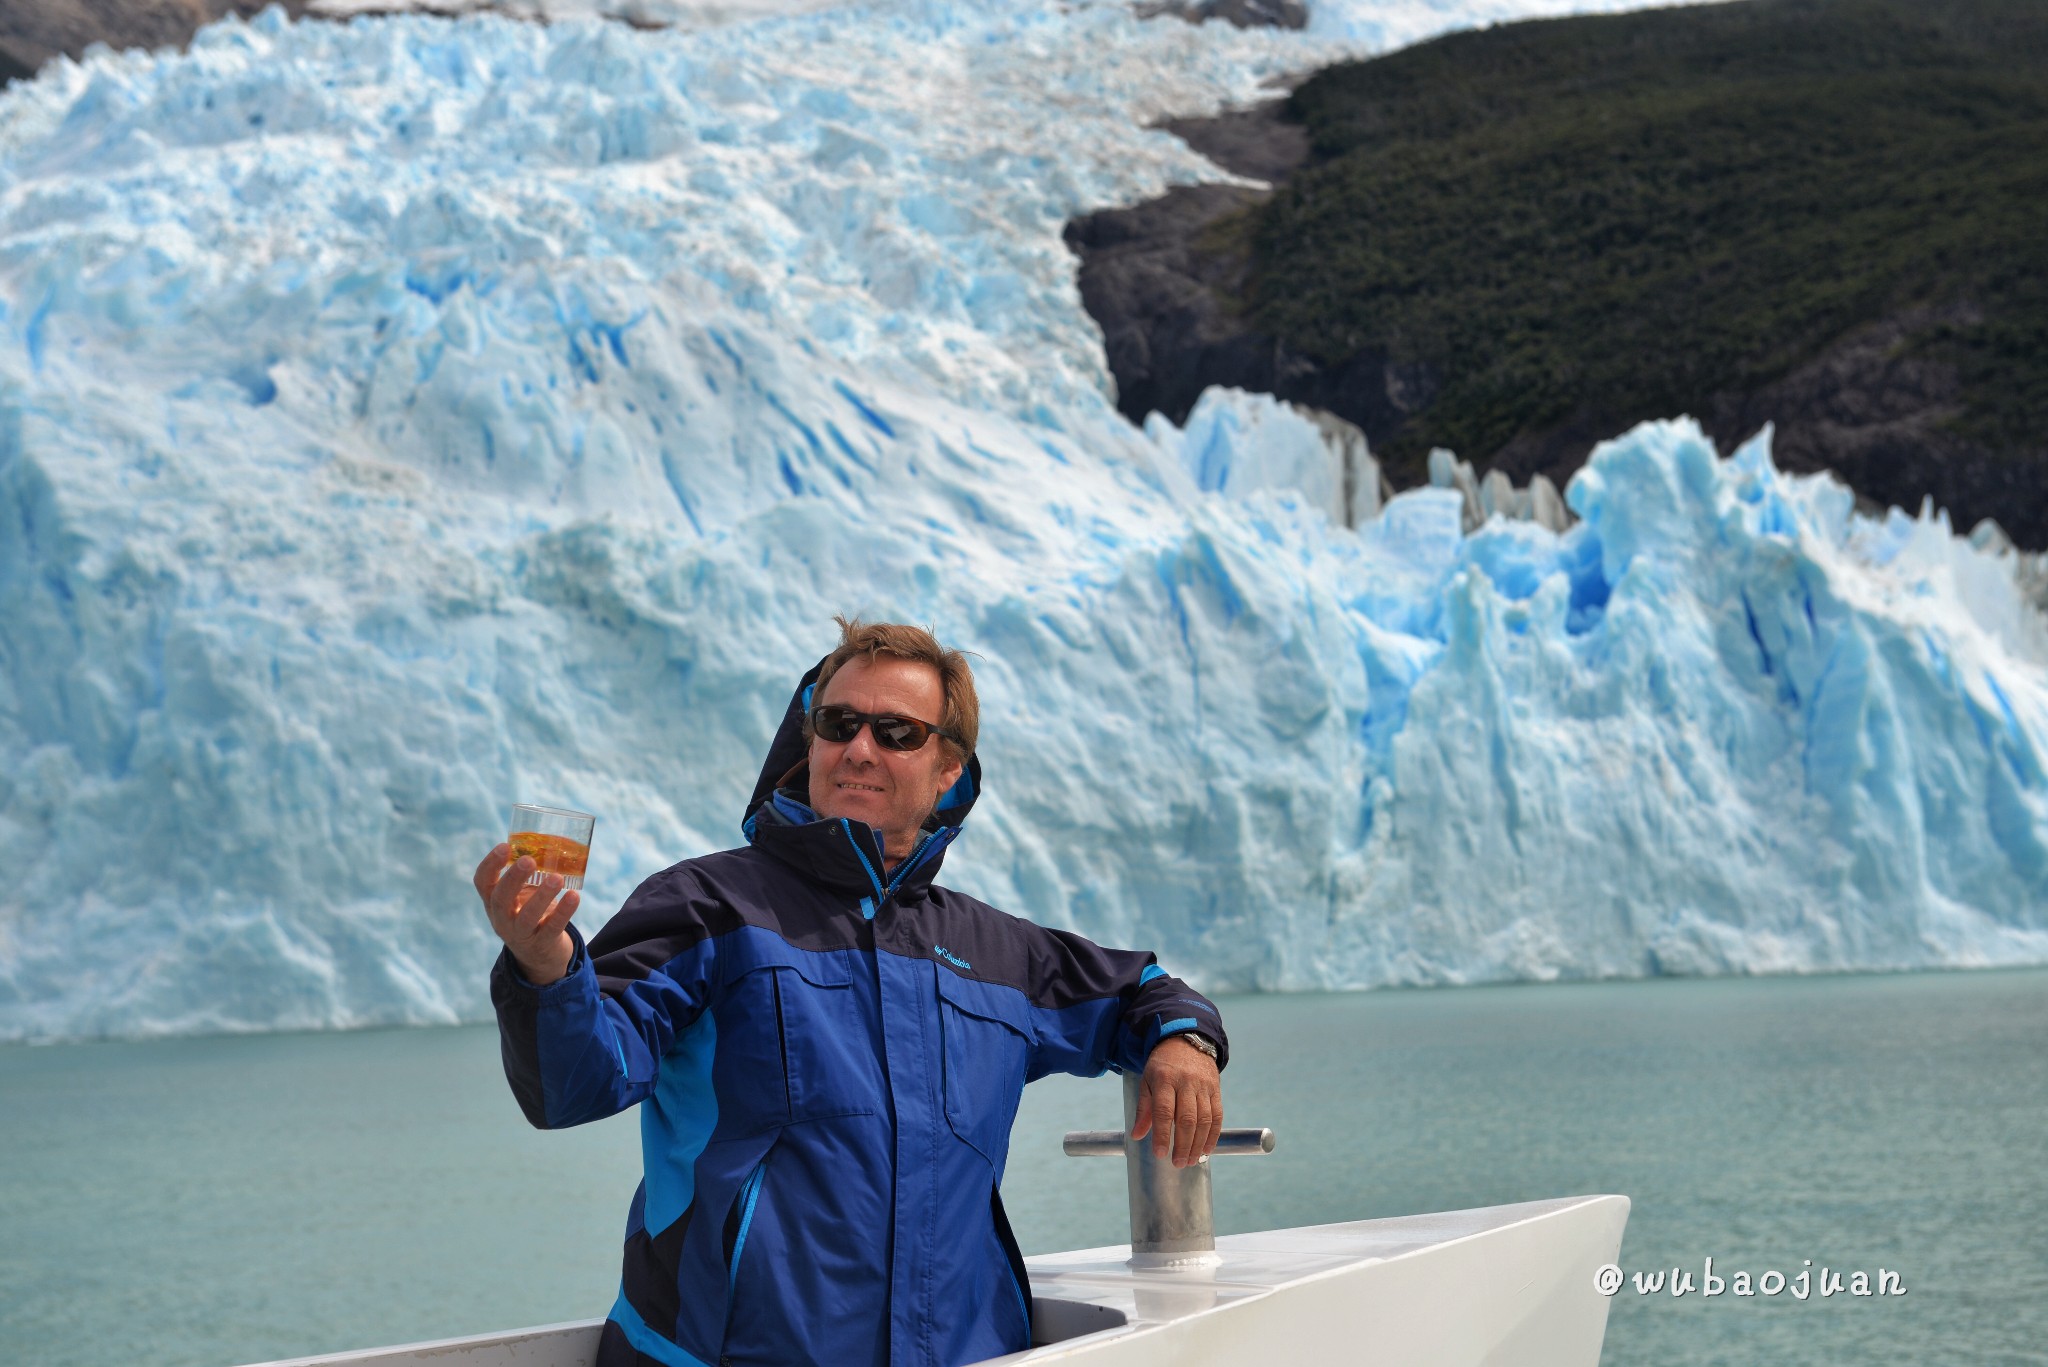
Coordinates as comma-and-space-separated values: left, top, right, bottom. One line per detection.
841, 725, 882, 762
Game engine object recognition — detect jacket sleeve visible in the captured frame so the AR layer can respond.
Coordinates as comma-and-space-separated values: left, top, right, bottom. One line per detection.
490, 864, 723, 1129
1020, 922, 1229, 1081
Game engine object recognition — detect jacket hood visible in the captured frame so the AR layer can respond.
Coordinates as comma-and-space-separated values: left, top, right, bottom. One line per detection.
745, 659, 983, 848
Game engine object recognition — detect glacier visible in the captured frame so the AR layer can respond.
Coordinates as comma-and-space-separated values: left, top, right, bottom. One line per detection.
2, 0, 2045, 1043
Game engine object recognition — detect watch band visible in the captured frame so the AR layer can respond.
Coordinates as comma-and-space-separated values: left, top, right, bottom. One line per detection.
1174, 1030, 1220, 1062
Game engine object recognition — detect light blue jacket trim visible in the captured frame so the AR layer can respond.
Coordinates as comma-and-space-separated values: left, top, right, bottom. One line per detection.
608, 1290, 714, 1367
641, 1011, 719, 1236
1160, 1017, 1200, 1034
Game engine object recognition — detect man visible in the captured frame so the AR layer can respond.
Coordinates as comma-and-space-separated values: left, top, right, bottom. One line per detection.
475, 619, 1228, 1367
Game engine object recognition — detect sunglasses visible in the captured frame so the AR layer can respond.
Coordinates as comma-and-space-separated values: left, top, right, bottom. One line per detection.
807, 704, 963, 753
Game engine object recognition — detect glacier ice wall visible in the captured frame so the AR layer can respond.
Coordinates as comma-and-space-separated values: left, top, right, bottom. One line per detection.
2, 2, 2045, 1042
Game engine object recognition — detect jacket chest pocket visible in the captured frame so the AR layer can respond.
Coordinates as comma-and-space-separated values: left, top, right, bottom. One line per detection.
717, 948, 870, 1132
935, 967, 1037, 1170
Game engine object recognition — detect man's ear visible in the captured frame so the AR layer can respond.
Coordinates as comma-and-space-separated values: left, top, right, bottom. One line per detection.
933, 752, 963, 802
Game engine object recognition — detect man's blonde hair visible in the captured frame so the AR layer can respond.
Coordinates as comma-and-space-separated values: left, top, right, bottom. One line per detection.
810, 616, 978, 764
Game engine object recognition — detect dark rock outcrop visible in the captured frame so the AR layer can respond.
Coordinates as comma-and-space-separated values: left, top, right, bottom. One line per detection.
1068, 97, 1450, 475
1698, 305, 2046, 536
1, 0, 311, 84
1138, 0, 1309, 31
1067, 99, 1307, 432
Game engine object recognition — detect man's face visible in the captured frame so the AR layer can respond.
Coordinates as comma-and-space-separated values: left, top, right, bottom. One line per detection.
806, 655, 965, 860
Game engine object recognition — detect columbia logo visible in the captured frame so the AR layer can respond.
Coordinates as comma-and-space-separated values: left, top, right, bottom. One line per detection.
933, 945, 972, 971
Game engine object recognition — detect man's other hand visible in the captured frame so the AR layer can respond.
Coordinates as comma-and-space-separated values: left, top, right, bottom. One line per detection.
473, 843, 579, 986
1130, 1035, 1223, 1168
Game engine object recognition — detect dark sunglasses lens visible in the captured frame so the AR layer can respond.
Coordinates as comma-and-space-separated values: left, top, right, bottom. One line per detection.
812, 707, 861, 742
871, 717, 930, 751
811, 706, 937, 751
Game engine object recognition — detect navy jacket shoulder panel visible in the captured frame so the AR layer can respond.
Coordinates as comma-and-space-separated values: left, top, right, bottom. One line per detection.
905, 885, 1146, 1008
584, 857, 742, 992
590, 846, 872, 983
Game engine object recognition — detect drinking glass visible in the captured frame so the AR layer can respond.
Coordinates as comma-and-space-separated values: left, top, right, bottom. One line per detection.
508, 803, 596, 891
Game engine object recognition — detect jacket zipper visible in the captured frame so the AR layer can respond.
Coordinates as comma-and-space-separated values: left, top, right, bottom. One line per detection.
838, 820, 959, 921
839, 818, 887, 900
839, 821, 960, 894
725, 1158, 769, 1326
885, 827, 949, 894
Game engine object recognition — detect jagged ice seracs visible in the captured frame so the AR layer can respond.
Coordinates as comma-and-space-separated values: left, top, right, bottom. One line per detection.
2, 0, 2045, 1042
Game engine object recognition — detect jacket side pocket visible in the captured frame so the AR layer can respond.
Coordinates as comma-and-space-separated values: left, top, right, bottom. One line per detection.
934, 967, 1036, 1169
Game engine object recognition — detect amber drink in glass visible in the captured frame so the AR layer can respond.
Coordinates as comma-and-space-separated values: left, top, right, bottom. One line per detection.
509, 803, 596, 891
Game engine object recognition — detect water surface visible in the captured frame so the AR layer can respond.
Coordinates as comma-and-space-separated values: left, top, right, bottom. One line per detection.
3, 969, 2042, 1366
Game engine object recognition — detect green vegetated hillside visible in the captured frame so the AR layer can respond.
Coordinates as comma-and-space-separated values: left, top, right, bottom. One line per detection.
1236, 0, 2048, 525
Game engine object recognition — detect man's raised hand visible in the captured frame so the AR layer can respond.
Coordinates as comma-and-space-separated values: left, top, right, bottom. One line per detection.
1129, 1035, 1223, 1168
472, 843, 579, 986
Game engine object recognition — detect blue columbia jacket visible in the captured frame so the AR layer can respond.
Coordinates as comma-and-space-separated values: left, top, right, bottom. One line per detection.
491, 661, 1228, 1367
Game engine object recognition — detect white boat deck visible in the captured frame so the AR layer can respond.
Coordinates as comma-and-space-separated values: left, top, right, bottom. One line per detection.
236, 1194, 1629, 1367
995, 1195, 1629, 1365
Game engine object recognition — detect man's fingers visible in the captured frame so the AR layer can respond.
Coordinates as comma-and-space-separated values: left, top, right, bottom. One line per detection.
1149, 1077, 1180, 1162
485, 854, 522, 915
1130, 1083, 1153, 1142
1201, 1083, 1224, 1159
487, 856, 538, 928
533, 887, 580, 938
1173, 1084, 1200, 1167
518, 876, 565, 932
472, 843, 512, 902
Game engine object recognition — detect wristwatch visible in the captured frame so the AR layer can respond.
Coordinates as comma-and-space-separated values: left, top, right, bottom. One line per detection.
1173, 1031, 1220, 1062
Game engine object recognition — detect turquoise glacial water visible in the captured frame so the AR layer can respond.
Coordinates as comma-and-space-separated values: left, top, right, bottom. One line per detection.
3, 969, 2044, 1367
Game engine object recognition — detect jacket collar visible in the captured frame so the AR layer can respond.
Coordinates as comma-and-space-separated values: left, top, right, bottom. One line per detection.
745, 787, 962, 902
